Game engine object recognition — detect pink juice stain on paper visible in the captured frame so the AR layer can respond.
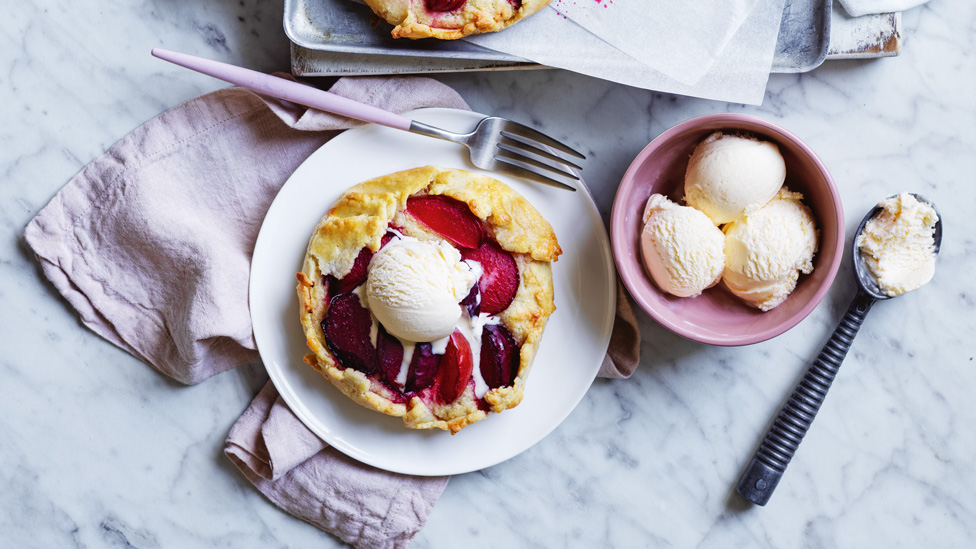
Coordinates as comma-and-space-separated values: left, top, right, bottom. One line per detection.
553, 0, 614, 12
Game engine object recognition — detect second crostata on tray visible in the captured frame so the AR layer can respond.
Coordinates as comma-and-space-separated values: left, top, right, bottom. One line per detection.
362, 0, 551, 39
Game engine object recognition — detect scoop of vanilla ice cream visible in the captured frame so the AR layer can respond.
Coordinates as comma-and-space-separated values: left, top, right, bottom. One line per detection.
856, 192, 938, 297
366, 238, 480, 342
684, 132, 787, 225
722, 188, 818, 311
640, 194, 725, 297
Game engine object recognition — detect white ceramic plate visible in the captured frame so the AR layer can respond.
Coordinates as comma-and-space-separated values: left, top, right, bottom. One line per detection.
250, 108, 615, 476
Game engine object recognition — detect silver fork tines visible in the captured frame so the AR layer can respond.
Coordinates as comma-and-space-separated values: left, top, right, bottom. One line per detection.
498, 136, 583, 172
497, 119, 585, 159
409, 116, 584, 192
495, 147, 581, 182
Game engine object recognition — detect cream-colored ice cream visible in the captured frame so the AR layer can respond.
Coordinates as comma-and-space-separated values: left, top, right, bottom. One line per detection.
366, 238, 480, 342
684, 132, 787, 225
640, 193, 725, 297
722, 188, 819, 311
856, 193, 938, 297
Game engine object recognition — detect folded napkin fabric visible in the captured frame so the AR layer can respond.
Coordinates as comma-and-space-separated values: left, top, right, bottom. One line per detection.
226, 382, 449, 548
25, 76, 466, 384
837, 0, 929, 17
25, 75, 641, 548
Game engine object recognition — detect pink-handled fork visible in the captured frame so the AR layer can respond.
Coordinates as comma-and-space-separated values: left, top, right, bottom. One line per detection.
151, 49, 583, 191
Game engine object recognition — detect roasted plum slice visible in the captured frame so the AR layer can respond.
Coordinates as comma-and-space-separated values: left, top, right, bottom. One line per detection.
322, 293, 378, 374
461, 240, 519, 315
329, 247, 371, 294
436, 331, 474, 403
406, 195, 484, 249
461, 281, 480, 317
327, 232, 397, 294
405, 343, 441, 393
376, 325, 404, 387
425, 0, 466, 11
480, 324, 519, 389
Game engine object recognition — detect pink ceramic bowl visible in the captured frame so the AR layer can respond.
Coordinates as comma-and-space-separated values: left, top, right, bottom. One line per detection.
611, 114, 844, 346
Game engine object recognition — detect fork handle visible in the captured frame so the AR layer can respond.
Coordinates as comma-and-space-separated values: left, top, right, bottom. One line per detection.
151, 49, 413, 131
408, 120, 463, 143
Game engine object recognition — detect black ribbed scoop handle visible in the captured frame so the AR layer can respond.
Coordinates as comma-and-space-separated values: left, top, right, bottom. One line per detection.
736, 290, 876, 506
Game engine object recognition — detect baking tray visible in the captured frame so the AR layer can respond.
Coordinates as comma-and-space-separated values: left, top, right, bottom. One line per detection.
285, 0, 831, 74
775, 0, 832, 72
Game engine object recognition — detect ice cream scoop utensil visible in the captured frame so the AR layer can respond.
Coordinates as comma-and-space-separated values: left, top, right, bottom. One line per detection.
736, 194, 941, 506
151, 48, 582, 192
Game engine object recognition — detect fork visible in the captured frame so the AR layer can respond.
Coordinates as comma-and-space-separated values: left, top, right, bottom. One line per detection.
151, 49, 583, 191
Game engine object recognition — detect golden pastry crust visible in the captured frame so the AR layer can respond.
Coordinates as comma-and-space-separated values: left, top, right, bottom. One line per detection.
362, 0, 552, 40
297, 166, 559, 434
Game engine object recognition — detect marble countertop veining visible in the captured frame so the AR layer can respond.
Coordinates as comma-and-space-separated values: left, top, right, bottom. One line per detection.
3, 1, 975, 547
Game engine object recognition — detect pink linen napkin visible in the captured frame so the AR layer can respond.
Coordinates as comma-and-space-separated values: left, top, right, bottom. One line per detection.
25, 75, 640, 548
225, 382, 449, 548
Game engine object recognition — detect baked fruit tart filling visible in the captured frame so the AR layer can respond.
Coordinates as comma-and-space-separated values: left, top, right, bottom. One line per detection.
362, 0, 551, 40
296, 166, 560, 434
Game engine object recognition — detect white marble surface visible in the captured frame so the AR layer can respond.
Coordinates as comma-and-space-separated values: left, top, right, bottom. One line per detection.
3, 1, 975, 547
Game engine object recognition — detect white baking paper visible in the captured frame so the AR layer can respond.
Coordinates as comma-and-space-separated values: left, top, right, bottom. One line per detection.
547, 0, 760, 85
465, 0, 787, 105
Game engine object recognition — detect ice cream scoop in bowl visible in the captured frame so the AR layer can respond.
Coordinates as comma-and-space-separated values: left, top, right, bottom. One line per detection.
611, 114, 845, 345
736, 192, 942, 506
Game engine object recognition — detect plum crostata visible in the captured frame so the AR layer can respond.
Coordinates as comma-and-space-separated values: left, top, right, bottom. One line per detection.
296, 166, 560, 434
361, 0, 552, 40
